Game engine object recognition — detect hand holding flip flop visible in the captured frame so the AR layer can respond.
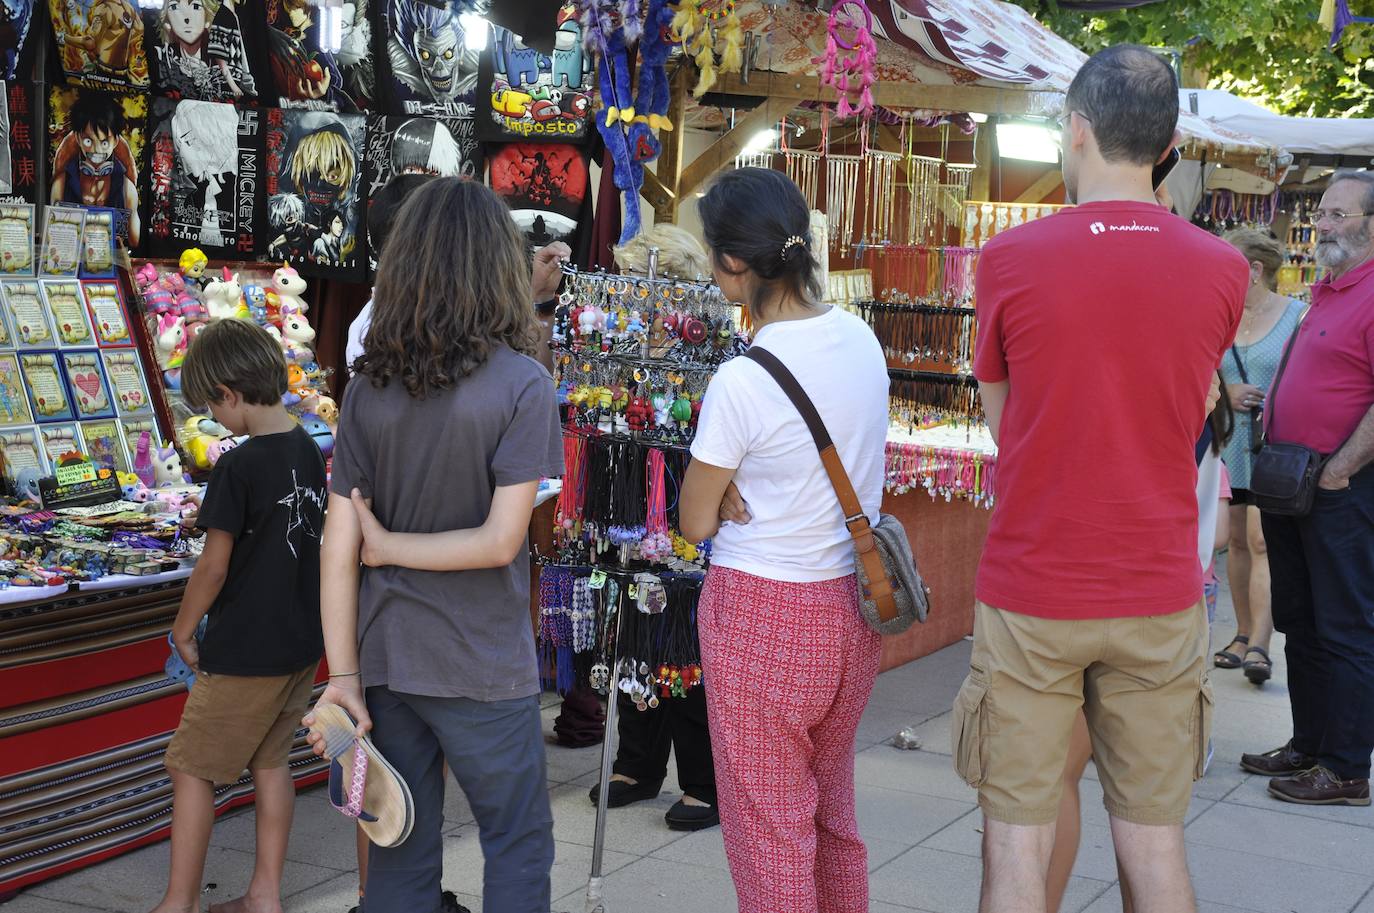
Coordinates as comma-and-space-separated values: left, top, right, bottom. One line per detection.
304, 697, 415, 848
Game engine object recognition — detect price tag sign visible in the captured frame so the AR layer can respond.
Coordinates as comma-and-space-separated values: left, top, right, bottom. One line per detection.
54, 459, 97, 486
588, 570, 607, 590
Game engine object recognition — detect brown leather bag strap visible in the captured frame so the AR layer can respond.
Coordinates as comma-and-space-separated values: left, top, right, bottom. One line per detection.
743, 348, 898, 622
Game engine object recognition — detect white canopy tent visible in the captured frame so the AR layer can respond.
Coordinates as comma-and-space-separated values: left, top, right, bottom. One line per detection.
1181, 88, 1374, 162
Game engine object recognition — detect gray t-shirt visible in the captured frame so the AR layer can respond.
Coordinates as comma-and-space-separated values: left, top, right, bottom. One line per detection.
331, 344, 564, 701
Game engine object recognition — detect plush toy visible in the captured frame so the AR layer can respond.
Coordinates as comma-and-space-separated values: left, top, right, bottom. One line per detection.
244, 285, 269, 324
205, 269, 248, 320
164, 273, 206, 321
122, 481, 152, 503
271, 264, 308, 316
280, 312, 316, 361
206, 436, 240, 465
155, 313, 187, 369
179, 248, 209, 286
132, 431, 156, 488
14, 467, 42, 503
626, 0, 676, 167
136, 263, 174, 314
300, 413, 334, 458
584, 7, 642, 244
154, 443, 188, 487
283, 363, 308, 406
182, 415, 231, 471
313, 395, 338, 426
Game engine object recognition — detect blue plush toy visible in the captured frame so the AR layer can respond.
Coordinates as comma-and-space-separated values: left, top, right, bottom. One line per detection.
626, 0, 675, 167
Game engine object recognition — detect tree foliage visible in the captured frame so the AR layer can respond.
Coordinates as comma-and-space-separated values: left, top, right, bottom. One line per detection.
1007, 0, 1374, 117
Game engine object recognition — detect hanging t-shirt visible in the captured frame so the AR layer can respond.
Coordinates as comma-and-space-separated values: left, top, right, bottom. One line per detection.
47, 86, 148, 249
1, 0, 38, 80
973, 200, 1247, 620
143, 0, 269, 104
380, 0, 479, 117
476, 4, 592, 143
196, 425, 326, 676
330, 345, 564, 700
691, 307, 890, 582
488, 142, 588, 256
263, 0, 370, 112
361, 114, 482, 273
147, 97, 264, 259
48, 0, 150, 91
264, 108, 365, 281
0, 82, 41, 204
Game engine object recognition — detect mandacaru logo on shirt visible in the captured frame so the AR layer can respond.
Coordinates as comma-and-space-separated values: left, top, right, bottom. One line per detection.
1089, 220, 1161, 236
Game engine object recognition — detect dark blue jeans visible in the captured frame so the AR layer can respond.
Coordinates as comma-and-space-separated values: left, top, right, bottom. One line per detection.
363, 687, 554, 913
1263, 470, 1374, 780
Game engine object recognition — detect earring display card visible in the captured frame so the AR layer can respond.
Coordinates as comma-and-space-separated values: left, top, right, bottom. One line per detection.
83, 280, 133, 347
4, 279, 56, 348
39, 421, 81, 468
102, 349, 151, 415
61, 349, 115, 420
0, 353, 34, 426
21, 351, 76, 422
80, 208, 117, 278
0, 204, 35, 277
0, 426, 46, 479
39, 206, 84, 278
42, 279, 95, 347
79, 418, 128, 474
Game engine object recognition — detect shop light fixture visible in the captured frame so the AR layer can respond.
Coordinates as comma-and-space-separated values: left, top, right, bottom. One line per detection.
318, 1, 344, 54
996, 121, 1059, 164
969, 112, 988, 123
136, 0, 163, 9
460, 13, 489, 51
743, 128, 777, 154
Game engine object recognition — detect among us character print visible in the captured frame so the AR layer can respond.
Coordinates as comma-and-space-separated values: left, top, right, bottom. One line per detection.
264, 0, 369, 112
265, 108, 364, 280
0, 0, 36, 81
478, 3, 591, 143
362, 114, 481, 272
147, 98, 262, 258
47, 87, 146, 249
49, 0, 148, 90
383, 0, 478, 117
145, 0, 264, 102
489, 142, 588, 254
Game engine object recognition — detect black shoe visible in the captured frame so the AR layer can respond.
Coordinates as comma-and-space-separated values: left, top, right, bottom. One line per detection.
588, 778, 664, 808
440, 891, 469, 913
665, 798, 720, 831
1269, 766, 1372, 806
1241, 740, 1318, 776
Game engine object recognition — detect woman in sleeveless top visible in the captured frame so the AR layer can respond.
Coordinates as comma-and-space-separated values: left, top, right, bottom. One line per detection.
1216, 228, 1304, 685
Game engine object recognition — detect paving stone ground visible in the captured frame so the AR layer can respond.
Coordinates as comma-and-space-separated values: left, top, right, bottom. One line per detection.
10, 558, 1374, 913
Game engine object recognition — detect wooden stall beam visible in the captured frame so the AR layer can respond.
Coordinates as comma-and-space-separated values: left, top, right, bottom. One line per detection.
651, 64, 691, 223
709, 71, 1062, 118
1014, 169, 1064, 203
677, 96, 796, 201
641, 169, 675, 214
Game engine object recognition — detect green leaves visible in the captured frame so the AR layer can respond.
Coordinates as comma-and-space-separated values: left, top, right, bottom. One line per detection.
1007, 0, 1374, 117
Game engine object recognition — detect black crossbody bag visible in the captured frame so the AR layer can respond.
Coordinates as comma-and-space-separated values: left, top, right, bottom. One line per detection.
1250, 314, 1328, 516
1228, 346, 1265, 455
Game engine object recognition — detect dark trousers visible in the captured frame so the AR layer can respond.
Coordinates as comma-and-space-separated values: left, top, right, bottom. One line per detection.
363, 687, 554, 913
612, 683, 717, 804
1263, 471, 1374, 780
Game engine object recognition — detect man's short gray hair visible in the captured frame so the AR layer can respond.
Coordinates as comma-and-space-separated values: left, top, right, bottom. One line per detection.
1330, 169, 1374, 216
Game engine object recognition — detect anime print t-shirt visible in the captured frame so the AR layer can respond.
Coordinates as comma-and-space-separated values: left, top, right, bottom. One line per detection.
381, 0, 479, 117
143, 0, 269, 103
196, 426, 326, 676
264, 0, 372, 112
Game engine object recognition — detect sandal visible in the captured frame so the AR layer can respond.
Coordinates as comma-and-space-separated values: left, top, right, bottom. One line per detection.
311, 701, 415, 848
1214, 634, 1250, 669
1243, 646, 1273, 685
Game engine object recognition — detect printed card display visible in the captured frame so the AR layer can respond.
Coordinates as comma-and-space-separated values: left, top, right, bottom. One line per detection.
0, 297, 12, 348
39, 421, 81, 467
3, 279, 55, 348
39, 205, 84, 277
83, 280, 132, 346
42, 279, 95, 347
102, 349, 151, 414
79, 418, 127, 473
1, 426, 45, 478
147, 98, 263, 258
0, 353, 34, 426
0, 204, 34, 275
61, 349, 115, 419
79, 207, 117, 277
20, 351, 76, 422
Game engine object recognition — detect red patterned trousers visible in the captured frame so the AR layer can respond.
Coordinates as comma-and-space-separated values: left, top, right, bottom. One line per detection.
699, 566, 882, 913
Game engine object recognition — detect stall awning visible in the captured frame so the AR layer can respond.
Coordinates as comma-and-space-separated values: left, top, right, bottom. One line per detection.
1182, 88, 1374, 161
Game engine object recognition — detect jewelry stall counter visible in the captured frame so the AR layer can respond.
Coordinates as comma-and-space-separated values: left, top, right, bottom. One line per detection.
878, 424, 996, 671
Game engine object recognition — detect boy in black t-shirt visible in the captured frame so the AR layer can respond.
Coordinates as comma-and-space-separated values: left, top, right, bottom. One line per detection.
150, 319, 326, 913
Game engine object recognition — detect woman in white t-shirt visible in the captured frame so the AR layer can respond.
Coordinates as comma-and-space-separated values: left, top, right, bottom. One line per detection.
680, 167, 890, 913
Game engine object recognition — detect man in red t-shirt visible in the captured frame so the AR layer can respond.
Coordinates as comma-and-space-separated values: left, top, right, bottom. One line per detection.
1242, 171, 1374, 808
955, 45, 1246, 913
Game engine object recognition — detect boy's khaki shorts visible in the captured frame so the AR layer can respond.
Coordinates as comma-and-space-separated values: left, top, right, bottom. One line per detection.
952, 601, 1210, 826
166, 664, 318, 785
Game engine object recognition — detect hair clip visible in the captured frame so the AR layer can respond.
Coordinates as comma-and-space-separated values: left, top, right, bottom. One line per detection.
781, 235, 806, 255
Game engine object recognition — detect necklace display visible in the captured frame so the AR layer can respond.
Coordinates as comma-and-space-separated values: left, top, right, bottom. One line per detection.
541, 265, 740, 708
888, 369, 983, 430
859, 301, 975, 369
963, 201, 1066, 248
885, 441, 997, 508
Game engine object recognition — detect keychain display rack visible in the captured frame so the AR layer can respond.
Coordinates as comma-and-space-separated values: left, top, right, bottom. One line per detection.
888, 369, 983, 431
